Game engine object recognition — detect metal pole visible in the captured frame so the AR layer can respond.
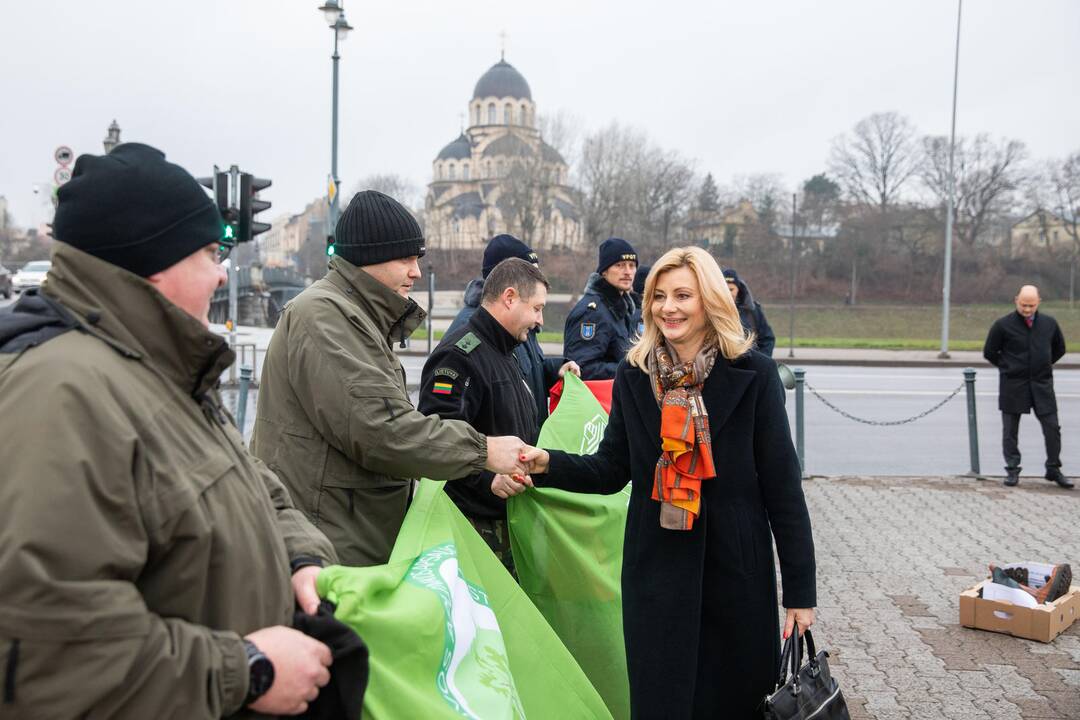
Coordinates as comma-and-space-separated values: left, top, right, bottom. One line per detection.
963, 367, 980, 475
427, 264, 435, 355
237, 365, 253, 438
330, 29, 341, 238
794, 368, 806, 477
939, 0, 963, 359
228, 164, 240, 383
788, 193, 797, 359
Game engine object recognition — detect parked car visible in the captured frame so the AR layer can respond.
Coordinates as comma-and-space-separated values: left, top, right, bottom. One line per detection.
0, 265, 11, 299
12, 260, 51, 293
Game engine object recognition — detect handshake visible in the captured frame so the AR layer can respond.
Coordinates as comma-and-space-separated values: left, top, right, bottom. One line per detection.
484, 436, 550, 499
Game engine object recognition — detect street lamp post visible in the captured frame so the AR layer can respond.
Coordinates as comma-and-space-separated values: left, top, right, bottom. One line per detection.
939, 0, 963, 359
103, 120, 121, 153
318, 1, 352, 241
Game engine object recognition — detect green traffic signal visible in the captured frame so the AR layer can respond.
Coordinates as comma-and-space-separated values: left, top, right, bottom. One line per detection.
326, 243, 336, 257
223, 224, 236, 241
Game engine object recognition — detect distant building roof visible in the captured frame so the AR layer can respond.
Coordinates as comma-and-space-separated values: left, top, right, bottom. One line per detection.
436, 133, 472, 161
473, 60, 532, 101
483, 133, 534, 158
449, 192, 485, 220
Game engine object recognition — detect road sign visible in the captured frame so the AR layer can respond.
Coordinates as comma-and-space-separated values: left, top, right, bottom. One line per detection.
54, 167, 72, 185
327, 175, 337, 205
54, 146, 74, 166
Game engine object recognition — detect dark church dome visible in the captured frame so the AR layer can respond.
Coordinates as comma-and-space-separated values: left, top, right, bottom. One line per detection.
472, 60, 532, 101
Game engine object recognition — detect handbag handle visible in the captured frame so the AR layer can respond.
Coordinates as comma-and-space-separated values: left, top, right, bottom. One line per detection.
777, 627, 804, 693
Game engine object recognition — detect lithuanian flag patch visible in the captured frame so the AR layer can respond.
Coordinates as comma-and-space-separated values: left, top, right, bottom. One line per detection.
432, 381, 454, 395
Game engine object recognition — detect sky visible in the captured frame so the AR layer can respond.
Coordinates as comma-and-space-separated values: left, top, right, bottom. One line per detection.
1, 0, 1077, 230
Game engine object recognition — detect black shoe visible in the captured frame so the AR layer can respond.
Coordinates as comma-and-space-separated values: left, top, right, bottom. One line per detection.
1036, 564, 1073, 604
1003, 567, 1029, 586
1004, 471, 1020, 487
1045, 469, 1074, 489
990, 565, 1021, 589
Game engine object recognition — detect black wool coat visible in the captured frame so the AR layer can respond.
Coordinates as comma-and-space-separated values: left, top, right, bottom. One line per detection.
983, 311, 1066, 415
539, 351, 816, 719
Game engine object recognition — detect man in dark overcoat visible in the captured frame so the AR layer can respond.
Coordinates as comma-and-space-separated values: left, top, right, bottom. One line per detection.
983, 284, 1073, 488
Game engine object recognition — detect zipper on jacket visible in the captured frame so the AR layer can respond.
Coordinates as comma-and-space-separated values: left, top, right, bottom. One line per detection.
3, 639, 19, 703
459, 377, 471, 413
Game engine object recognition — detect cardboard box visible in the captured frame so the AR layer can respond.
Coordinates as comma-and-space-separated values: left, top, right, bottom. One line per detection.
960, 581, 1080, 643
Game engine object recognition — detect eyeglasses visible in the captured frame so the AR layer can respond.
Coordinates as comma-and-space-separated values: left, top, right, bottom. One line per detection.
216, 242, 235, 264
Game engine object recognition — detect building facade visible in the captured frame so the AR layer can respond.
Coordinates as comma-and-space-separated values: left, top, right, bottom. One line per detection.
425, 57, 583, 251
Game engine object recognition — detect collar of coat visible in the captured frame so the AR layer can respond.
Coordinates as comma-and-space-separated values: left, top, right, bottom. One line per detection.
41, 243, 234, 399
469, 305, 522, 355
584, 272, 634, 319
325, 255, 427, 346
461, 277, 484, 310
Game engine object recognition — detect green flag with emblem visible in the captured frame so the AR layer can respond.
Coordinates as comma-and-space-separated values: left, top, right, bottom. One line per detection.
507, 372, 631, 720
318, 479, 612, 720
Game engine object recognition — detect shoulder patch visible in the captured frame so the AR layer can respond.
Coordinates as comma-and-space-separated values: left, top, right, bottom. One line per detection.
432, 379, 454, 395
454, 331, 481, 354
580, 322, 596, 340
432, 367, 460, 380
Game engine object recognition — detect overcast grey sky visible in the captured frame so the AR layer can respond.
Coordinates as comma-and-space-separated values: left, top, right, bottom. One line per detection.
1, 0, 1077, 230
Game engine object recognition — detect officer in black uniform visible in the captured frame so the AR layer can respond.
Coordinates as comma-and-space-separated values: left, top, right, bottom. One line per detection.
723, 267, 776, 356
563, 237, 638, 380
447, 234, 577, 428
419, 258, 556, 575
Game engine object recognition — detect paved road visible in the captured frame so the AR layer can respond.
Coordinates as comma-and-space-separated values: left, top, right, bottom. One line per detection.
790, 366, 1080, 480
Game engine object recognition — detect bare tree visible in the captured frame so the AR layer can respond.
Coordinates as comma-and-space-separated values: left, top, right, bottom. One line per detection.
828, 112, 919, 303
733, 173, 787, 231
920, 134, 1027, 246
347, 173, 421, 209
829, 112, 920, 213
577, 122, 695, 254
497, 136, 552, 248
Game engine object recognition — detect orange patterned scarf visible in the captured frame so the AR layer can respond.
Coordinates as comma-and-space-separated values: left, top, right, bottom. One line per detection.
649, 341, 717, 530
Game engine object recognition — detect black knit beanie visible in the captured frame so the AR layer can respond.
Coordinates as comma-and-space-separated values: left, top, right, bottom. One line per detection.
482, 234, 538, 279
633, 264, 652, 295
52, 143, 224, 277
722, 267, 741, 284
334, 191, 425, 266
596, 237, 638, 274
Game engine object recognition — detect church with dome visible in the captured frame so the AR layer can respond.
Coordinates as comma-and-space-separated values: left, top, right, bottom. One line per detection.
424, 56, 583, 251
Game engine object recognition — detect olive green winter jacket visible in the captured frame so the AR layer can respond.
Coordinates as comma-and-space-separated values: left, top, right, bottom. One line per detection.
250, 255, 488, 567
0, 245, 337, 720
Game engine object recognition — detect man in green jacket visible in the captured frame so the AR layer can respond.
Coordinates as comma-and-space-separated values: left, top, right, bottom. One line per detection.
251, 191, 528, 567
0, 144, 338, 718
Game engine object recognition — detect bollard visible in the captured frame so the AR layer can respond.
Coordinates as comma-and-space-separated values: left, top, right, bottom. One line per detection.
794, 368, 806, 477
237, 365, 253, 437
963, 367, 980, 475
427, 266, 435, 356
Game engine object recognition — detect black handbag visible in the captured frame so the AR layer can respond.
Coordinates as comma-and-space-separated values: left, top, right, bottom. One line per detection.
762, 629, 850, 720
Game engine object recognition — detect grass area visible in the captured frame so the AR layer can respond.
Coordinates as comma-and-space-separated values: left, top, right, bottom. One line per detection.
411, 302, 1080, 351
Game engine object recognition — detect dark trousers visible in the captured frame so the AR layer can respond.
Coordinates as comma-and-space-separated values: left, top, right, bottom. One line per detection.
1002, 411, 1061, 472
467, 515, 517, 579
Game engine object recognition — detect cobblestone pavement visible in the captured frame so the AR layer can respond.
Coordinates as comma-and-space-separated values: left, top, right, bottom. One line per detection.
798, 475, 1080, 719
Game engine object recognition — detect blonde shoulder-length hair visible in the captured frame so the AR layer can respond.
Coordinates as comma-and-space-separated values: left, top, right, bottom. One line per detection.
627, 246, 754, 369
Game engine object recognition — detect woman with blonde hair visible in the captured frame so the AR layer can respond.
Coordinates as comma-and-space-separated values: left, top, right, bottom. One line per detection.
520, 246, 816, 718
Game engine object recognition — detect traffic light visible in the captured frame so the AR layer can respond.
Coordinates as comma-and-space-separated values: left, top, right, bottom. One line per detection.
197, 170, 238, 247
326, 235, 336, 257
239, 173, 272, 243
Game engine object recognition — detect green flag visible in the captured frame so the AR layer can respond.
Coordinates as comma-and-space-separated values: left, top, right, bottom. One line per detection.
507, 373, 631, 719
318, 479, 612, 720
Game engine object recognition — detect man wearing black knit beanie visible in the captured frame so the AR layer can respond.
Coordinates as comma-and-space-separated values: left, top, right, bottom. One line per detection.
252, 190, 530, 568
0, 142, 342, 717
563, 237, 638, 380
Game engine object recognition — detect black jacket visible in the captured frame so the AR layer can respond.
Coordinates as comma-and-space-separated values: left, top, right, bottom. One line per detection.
538, 351, 815, 718
729, 276, 775, 356
563, 273, 636, 380
448, 278, 564, 428
419, 306, 539, 520
983, 310, 1066, 415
